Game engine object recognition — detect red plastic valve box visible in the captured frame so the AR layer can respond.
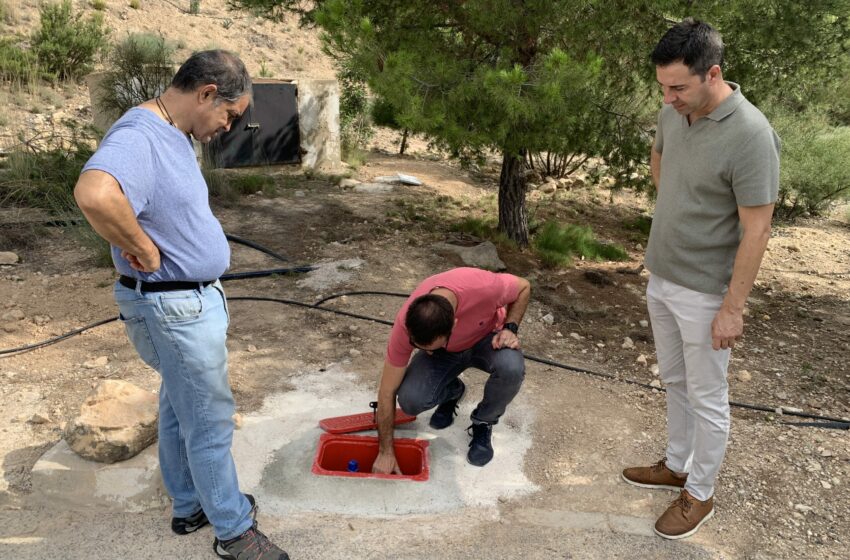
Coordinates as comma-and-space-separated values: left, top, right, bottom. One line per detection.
312, 433, 430, 481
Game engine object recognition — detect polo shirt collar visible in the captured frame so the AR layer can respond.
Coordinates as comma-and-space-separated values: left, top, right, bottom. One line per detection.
705, 82, 744, 122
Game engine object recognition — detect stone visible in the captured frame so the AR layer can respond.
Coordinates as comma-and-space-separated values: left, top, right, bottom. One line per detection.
294, 190, 306, 197
638, 320, 649, 328
28, 413, 51, 425
338, 178, 360, 189
64, 380, 159, 464
247, 344, 258, 352
540, 181, 557, 194
432, 241, 506, 271
737, 370, 752, 382
776, 391, 789, 400
636, 354, 648, 366
650, 365, 659, 378
349, 348, 362, 358
650, 380, 662, 389
621, 337, 635, 349
2, 323, 18, 333
353, 182, 394, 194
542, 313, 555, 325
2, 309, 24, 321
33, 315, 50, 326
0, 251, 19, 265
794, 504, 813, 513
83, 356, 109, 369
233, 413, 243, 429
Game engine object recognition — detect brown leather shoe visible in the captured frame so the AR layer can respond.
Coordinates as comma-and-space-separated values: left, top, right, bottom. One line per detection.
654, 489, 715, 540
622, 458, 687, 490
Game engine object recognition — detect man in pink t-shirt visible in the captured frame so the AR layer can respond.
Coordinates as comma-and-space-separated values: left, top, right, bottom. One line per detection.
373, 267, 531, 471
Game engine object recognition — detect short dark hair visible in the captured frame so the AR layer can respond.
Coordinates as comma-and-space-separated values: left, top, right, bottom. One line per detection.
651, 18, 724, 77
405, 294, 454, 347
171, 49, 252, 103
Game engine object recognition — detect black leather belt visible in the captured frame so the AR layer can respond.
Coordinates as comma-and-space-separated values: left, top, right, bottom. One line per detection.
119, 275, 215, 292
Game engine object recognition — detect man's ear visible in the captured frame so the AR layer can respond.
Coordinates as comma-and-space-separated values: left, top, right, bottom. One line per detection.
706, 64, 722, 84
198, 84, 218, 103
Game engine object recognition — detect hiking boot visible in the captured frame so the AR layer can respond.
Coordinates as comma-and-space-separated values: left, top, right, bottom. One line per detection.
429, 379, 466, 430
172, 493, 255, 536
622, 458, 687, 490
214, 522, 289, 560
466, 422, 494, 467
654, 489, 715, 540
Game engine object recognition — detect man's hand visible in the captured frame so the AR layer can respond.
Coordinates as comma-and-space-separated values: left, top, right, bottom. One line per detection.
711, 305, 743, 350
121, 247, 161, 273
372, 450, 402, 475
491, 328, 520, 350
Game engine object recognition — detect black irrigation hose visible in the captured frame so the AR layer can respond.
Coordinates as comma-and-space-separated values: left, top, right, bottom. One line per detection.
2, 288, 848, 430
313, 291, 411, 307
221, 266, 316, 281
225, 233, 290, 263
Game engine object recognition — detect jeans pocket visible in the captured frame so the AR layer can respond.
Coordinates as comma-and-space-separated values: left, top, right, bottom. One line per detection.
119, 314, 160, 370
212, 282, 230, 326
157, 291, 203, 322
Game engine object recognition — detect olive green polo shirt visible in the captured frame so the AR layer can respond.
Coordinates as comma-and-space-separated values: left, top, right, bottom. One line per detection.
645, 82, 780, 295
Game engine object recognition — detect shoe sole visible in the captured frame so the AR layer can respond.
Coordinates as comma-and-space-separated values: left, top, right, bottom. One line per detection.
214, 540, 235, 559
654, 507, 714, 540
428, 381, 466, 430
621, 472, 685, 491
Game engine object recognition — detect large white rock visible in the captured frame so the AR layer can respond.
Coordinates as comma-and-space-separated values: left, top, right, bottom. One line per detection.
64, 380, 159, 463
0, 251, 19, 264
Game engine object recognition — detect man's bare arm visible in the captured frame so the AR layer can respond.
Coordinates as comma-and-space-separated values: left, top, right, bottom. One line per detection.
650, 148, 662, 189
492, 276, 531, 350
372, 360, 407, 474
711, 203, 774, 350
74, 170, 160, 272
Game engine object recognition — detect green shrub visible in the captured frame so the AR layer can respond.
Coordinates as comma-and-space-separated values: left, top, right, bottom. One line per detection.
129, 0, 140, 9
0, 38, 39, 84
32, 1, 109, 81
98, 33, 174, 117
90, 0, 107, 10
229, 174, 275, 195
188, 0, 200, 15
533, 221, 628, 267
772, 108, 850, 219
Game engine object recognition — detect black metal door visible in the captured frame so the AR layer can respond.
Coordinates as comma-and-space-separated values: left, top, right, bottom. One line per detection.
207, 81, 300, 167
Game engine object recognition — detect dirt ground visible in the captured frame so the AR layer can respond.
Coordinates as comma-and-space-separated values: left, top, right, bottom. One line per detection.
2, 2, 850, 558
1, 149, 849, 559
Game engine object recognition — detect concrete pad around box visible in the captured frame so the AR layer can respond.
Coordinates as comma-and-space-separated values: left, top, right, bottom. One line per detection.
31, 440, 168, 513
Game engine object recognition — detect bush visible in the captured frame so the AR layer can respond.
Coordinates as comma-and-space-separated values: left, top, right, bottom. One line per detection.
533, 221, 628, 267
32, 1, 109, 81
0, 38, 39, 84
772, 108, 850, 219
338, 66, 374, 157
98, 33, 175, 117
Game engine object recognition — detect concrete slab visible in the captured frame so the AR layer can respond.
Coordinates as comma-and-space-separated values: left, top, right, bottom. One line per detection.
31, 440, 167, 513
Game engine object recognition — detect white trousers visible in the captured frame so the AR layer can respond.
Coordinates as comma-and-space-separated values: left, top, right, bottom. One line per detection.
647, 274, 731, 501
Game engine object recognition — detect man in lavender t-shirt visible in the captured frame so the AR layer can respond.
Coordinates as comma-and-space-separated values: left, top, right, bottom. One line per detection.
373, 267, 531, 471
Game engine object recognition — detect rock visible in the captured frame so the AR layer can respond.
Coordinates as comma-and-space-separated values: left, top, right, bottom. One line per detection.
354, 182, 394, 194
83, 356, 109, 369
566, 285, 577, 296
822, 481, 832, 490
541, 313, 555, 325
776, 391, 789, 400
0, 251, 20, 264
569, 332, 582, 340
33, 315, 50, 326
636, 354, 648, 366
540, 181, 557, 194
294, 190, 306, 197
232, 413, 243, 429
621, 337, 635, 349
28, 413, 51, 425
638, 319, 649, 328
650, 379, 662, 389
432, 241, 506, 271
794, 504, 813, 513
650, 364, 660, 376
64, 380, 159, 463
583, 270, 613, 286
737, 370, 752, 382
247, 344, 258, 352
349, 348, 362, 358
2, 323, 17, 333
820, 449, 834, 458
338, 178, 360, 188
2, 309, 24, 321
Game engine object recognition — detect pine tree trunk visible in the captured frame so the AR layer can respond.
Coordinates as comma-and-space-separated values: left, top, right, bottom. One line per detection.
498, 149, 529, 247
399, 129, 409, 155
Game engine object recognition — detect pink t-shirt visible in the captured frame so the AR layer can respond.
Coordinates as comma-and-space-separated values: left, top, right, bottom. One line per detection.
386, 268, 521, 367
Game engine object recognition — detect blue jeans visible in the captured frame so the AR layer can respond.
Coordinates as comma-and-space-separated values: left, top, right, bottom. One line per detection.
113, 280, 253, 540
396, 332, 525, 424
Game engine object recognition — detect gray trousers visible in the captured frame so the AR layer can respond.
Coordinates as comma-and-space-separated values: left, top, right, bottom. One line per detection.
396, 332, 525, 424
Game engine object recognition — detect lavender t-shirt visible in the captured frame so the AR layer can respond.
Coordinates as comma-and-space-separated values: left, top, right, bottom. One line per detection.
83, 108, 230, 282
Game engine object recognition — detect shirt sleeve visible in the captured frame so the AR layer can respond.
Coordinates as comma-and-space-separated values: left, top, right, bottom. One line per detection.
82, 127, 154, 216
385, 304, 414, 367
731, 126, 781, 207
494, 273, 521, 308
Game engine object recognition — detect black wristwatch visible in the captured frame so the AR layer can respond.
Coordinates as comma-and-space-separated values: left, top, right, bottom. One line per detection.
503, 322, 519, 335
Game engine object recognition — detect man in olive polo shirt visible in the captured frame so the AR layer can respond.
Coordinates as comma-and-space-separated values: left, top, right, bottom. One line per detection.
621, 19, 780, 540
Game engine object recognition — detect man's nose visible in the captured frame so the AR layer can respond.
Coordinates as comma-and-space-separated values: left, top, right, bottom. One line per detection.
662, 88, 677, 105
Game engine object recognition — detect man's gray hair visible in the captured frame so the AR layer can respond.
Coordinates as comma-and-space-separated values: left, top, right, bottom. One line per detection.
171, 50, 252, 102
